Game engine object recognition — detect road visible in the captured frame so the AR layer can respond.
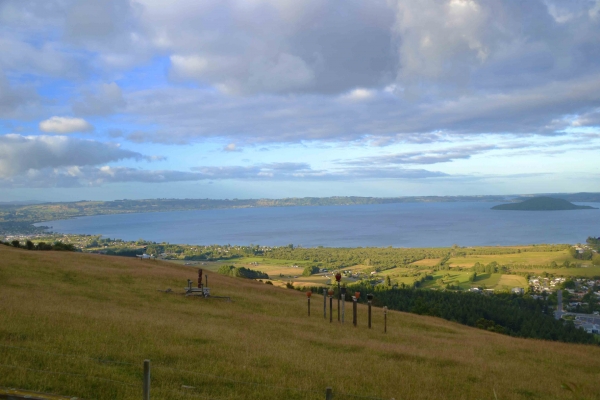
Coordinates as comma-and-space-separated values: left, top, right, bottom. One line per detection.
554, 289, 563, 319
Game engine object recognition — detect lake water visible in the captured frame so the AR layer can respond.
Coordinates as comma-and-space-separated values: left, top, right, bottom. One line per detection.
37, 202, 600, 248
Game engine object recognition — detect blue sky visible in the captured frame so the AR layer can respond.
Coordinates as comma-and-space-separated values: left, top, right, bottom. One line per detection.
1, 0, 600, 201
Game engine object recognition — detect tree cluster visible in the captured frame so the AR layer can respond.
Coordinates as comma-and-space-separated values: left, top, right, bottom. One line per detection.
369, 287, 595, 344
264, 247, 449, 270
1, 240, 75, 252
217, 264, 269, 280
302, 283, 595, 345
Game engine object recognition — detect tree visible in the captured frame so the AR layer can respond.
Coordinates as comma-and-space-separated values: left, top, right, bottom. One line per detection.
25, 240, 34, 250
11, 240, 20, 248
302, 265, 319, 276
386, 275, 392, 286
562, 280, 576, 290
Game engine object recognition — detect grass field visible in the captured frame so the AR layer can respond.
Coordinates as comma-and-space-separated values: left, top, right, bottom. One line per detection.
410, 258, 442, 267
171, 259, 361, 287
512, 266, 600, 277
447, 250, 577, 267
496, 274, 529, 289
2, 246, 600, 399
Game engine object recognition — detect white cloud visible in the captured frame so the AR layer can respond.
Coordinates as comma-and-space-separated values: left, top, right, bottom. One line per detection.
171, 52, 315, 95
0, 134, 145, 178
39, 116, 94, 134
0, 157, 447, 188
2, 0, 600, 184
223, 143, 240, 152
340, 88, 375, 102
150, 0, 395, 94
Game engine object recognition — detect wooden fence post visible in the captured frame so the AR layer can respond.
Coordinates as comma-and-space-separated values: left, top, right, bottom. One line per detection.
341, 294, 345, 323
325, 387, 333, 400
323, 289, 327, 319
143, 359, 151, 400
384, 306, 388, 333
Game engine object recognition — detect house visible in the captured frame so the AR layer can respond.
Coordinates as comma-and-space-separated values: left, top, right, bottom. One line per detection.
511, 287, 525, 295
580, 324, 600, 334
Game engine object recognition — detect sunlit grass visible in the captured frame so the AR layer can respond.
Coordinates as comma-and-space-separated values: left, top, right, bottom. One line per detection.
2, 245, 600, 399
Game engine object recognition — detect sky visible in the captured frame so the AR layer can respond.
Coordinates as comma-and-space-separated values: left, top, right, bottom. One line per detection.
1, 0, 600, 202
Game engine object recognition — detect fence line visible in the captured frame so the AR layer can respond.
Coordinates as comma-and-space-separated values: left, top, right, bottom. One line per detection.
0, 363, 137, 387
155, 365, 393, 400
171, 386, 226, 400
154, 364, 324, 395
0, 345, 395, 399
0, 343, 133, 365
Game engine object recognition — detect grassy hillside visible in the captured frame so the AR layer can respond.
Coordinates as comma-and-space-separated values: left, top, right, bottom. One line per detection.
1, 246, 600, 399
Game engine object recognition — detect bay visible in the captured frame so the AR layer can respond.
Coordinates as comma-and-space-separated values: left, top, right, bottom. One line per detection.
36, 202, 600, 248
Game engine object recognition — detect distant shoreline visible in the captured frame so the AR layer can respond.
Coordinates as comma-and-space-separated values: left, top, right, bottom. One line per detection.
2, 192, 600, 236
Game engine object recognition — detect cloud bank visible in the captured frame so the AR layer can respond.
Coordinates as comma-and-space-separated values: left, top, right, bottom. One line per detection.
1, 0, 600, 195
0, 134, 144, 179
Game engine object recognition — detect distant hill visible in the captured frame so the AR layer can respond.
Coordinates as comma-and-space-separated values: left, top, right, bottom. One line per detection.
492, 196, 598, 211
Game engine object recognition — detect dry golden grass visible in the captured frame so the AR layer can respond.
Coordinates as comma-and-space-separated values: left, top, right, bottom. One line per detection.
496, 275, 529, 290
409, 258, 442, 267
1, 246, 600, 400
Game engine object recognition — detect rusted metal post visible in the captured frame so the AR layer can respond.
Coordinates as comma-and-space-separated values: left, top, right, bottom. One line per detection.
326, 387, 333, 400
143, 359, 150, 400
308, 297, 311, 316
352, 297, 357, 327
329, 296, 333, 323
205, 274, 208, 288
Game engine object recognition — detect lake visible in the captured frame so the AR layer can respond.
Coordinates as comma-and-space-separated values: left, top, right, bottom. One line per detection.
37, 202, 599, 248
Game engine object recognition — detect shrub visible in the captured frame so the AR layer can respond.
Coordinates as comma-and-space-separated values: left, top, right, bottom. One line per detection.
302, 265, 320, 276
217, 265, 269, 280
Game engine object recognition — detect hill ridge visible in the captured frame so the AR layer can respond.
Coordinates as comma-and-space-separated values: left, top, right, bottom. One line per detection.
492, 196, 598, 211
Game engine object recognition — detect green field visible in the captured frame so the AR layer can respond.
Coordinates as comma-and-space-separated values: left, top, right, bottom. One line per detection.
165, 247, 600, 292
170, 259, 357, 288
447, 250, 577, 267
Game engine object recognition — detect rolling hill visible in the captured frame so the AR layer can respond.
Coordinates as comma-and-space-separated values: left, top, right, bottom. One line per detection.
1, 245, 600, 399
492, 196, 598, 211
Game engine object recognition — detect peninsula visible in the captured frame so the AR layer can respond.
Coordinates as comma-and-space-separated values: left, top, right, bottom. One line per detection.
492, 196, 598, 211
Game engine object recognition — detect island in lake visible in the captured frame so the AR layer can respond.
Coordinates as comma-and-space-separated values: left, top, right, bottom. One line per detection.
492, 196, 598, 211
